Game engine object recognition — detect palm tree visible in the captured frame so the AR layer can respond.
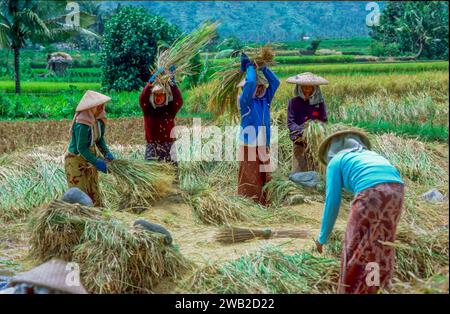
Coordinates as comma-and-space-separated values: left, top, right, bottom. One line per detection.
0, 0, 98, 94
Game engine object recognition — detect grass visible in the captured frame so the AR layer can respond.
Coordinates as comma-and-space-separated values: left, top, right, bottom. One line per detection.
188, 246, 340, 294
272, 61, 448, 77
327, 93, 449, 142
0, 81, 101, 94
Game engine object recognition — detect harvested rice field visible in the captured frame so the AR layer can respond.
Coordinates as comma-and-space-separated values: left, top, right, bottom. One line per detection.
1, 27, 449, 295
0, 114, 448, 293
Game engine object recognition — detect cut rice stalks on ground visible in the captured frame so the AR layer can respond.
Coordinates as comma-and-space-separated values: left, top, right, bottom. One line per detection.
207, 45, 276, 118
264, 170, 324, 206
29, 200, 104, 262
388, 268, 449, 294
152, 21, 219, 89
372, 133, 445, 185
215, 226, 310, 244
73, 219, 192, 294
187, 188, 261, 226
188, 246, 339, 293
107, 159, 175, 212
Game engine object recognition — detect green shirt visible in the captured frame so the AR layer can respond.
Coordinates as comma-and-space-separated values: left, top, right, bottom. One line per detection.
68, 121, 111, 166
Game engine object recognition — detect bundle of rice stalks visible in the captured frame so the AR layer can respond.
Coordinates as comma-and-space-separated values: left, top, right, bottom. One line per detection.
297, 120, 332, 174
152, 21, 219, 89
73, 219, 191, 294
389, 268, 449, 294
107, 159, 175, 212
215, 226, 309, 244
372, 133, 444, 185
264, 171, 324, 206
386, 224, 449, 281
207, 45, 276, 118
188, 247, 339, 293
188, 188, 258, 225
29, 200, 103, 262
299, 121, 365, 173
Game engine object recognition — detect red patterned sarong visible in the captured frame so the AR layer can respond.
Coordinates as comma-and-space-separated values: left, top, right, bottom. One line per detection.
339, 183, 404, 294
237, 145, 272, 205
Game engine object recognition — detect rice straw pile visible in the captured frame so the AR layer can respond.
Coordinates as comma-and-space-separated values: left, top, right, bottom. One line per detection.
73, 219, 192, 294
152, 21, 219, 90
207, 45, 276, 118
372, 133, 444, 185
188, 247, 339, 293
188, 188, 257, 225
264, 171, 324, 206
29, 200, 104, 262
215, 226, 309, 244
107, 159, 175, 212
387, 224, 449, 281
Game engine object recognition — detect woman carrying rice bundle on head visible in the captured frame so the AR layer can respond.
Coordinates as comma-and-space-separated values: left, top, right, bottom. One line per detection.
139, 66, 183, 164
286, 72, 328, 172
237, 53, 280, 205
65, 90, 114, 207
315, 130, 405, 294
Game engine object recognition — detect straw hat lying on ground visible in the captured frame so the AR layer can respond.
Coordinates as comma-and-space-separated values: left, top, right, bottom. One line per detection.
4, 259, 88, 294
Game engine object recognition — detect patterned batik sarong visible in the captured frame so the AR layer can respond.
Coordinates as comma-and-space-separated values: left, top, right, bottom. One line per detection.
237, 145, 272, 206
338, 182, 404, 294
145, 142, 176, 163
64, 152, 102, 207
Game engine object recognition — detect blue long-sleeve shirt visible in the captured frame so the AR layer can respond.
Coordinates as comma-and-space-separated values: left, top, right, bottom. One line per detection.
318, 150, 404, 244
239, 65, 280, 147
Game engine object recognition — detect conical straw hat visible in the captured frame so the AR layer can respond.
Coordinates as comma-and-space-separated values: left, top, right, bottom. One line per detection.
318, 130, 371, 165
286, 72, 329, 86
76, 90, 111, 112
9, 259, 88, 294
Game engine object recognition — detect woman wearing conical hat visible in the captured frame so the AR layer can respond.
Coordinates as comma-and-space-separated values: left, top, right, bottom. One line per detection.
315, 130, 404, 294
65, 90, 114, 207
286, 72, 328, 172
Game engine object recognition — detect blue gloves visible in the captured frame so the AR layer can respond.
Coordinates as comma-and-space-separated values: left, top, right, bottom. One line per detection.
148, 67, 164, 83
105, 152, 114, 162
240, 53, 252, 72
95, 159, 108, 173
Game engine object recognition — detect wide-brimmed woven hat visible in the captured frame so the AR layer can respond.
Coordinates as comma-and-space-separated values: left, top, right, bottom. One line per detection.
76, 90, 111, 112
286, 72, 329, 86
9, 259, 88, 294
237, 74, 268, 88
318, 130, 371, 165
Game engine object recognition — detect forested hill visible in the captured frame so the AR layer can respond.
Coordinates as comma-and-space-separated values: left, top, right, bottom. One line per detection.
102, 1, 384, 41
